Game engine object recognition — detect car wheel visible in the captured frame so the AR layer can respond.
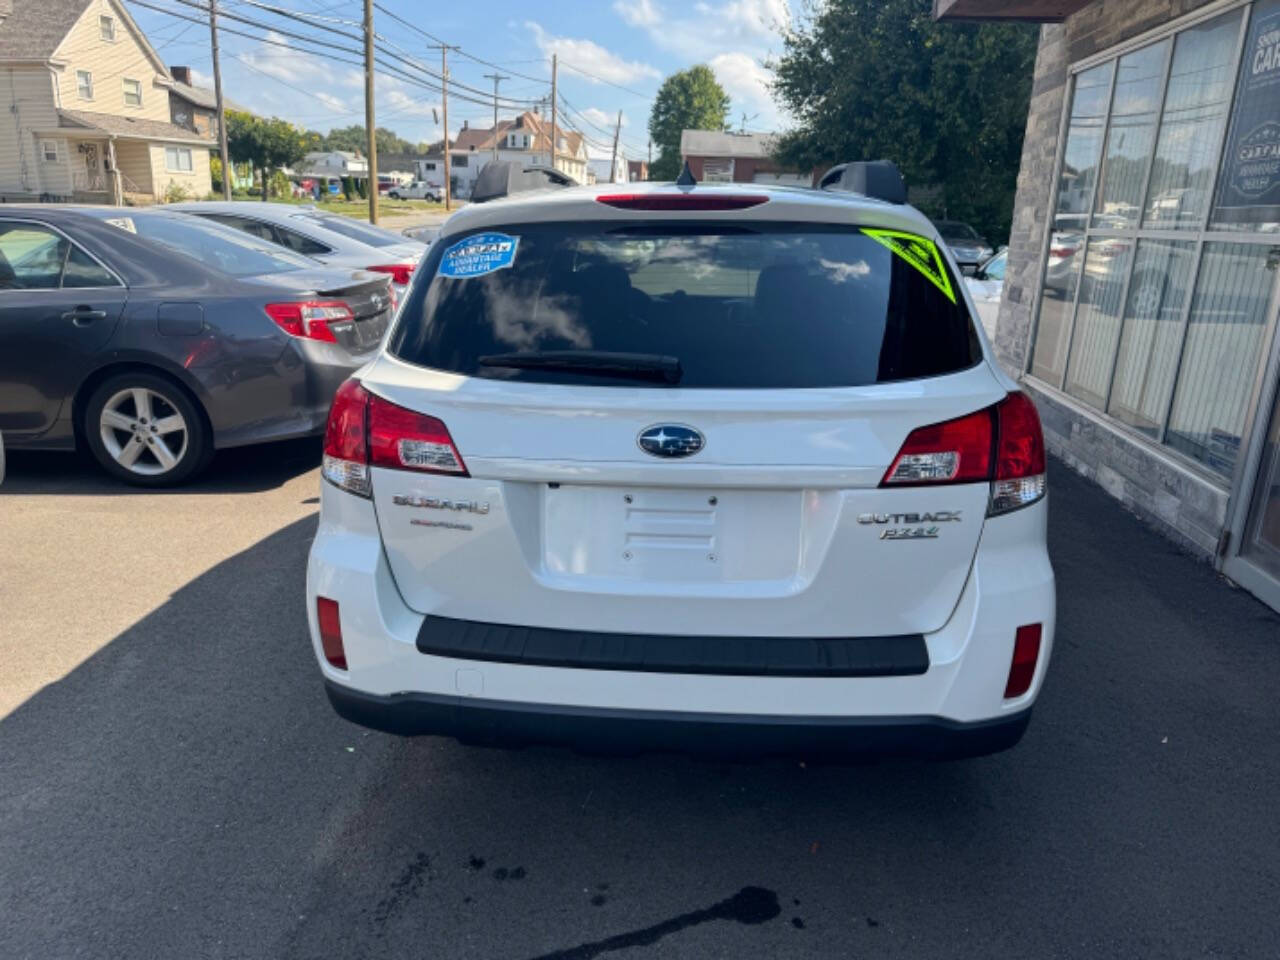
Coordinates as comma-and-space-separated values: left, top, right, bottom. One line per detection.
84, 372, 211, 486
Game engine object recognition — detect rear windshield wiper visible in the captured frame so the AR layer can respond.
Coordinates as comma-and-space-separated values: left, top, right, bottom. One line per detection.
477, 350, 682, 385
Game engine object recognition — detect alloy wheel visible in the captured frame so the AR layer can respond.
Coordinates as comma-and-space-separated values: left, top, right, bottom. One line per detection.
98, 387, 189, 476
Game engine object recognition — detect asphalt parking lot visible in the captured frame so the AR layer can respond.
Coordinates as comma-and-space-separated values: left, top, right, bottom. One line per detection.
1, 448, 1278, 959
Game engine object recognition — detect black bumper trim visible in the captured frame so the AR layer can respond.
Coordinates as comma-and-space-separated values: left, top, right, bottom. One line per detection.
414, 615, 929, 678
324, 681, 1031, 759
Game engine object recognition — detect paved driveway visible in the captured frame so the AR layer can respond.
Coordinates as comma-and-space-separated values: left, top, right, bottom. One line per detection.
1, 451, 1277, 959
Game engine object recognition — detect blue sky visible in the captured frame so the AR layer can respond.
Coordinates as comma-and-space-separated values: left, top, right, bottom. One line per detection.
128, 0, 793, 163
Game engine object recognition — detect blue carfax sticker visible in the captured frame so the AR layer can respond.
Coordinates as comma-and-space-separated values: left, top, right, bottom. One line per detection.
438, 232, 519, 278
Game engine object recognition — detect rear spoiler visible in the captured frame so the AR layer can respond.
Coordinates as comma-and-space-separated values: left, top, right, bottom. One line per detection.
471, 161, 577, 204
817, 161, 907, 204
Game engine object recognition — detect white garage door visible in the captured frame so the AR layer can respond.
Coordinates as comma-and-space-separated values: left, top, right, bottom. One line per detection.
751, 172, 810, 187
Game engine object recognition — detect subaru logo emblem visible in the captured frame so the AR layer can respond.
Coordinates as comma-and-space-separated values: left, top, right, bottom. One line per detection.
638, 424, 704, 459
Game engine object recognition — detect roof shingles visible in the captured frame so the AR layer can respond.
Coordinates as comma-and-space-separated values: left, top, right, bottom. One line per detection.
59, 108, 214, 143
0, 0, 90, 60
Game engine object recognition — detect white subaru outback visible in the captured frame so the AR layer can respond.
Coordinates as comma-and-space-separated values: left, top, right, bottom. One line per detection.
306, 175, 1055, 758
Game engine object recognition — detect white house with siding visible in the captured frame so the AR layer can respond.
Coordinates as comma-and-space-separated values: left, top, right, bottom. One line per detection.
0, 0, 214, 203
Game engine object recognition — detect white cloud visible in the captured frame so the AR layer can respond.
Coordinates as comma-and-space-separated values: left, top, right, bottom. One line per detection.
188, 67, 213, 88
709, 51, 784, 131
617, 0, 791, 65
613, 0, 662, 28
238, 31, 325, 84
526, 21, 661, 86
581, 106, 627, 130
315, 91, 348, 113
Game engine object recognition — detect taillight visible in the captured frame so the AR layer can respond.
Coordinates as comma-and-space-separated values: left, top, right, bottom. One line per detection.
991, 390, 1047, 515
368, 394, 467, 475
367, 264, 414, 286
316, 597, 347, 669
881, 391, 1046, 516
882, 408, 993, 485
595, 193, 769, 211
265, 300, 354, 342
322, 378, 372, 497
1049, 245, 1075, 258
1004, 623, 1042, 698
320, 378, 468, 497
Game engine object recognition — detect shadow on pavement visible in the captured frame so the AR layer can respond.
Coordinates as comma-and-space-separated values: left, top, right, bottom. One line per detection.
1, 461, 1277, 959
0, 437, 322, 496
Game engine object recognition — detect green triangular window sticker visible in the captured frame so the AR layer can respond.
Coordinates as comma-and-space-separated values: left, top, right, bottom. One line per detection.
861, 228, 956, 304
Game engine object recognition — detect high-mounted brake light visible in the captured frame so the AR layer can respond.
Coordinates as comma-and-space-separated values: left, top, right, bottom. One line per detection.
265, 300, 354, 343
881, 391, 1046, 516
321, 378, 468, 497
595, 193, 769, 211
366, 263, 414, 286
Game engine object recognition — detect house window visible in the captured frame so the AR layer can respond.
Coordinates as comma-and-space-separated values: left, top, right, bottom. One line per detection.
523, 135, 529, 148
40, 140, 59, 162
1028, 4, 1280, 481
99, 15, 115, 41
123, 78, 142, 107
165, 147, 194, 172
76, 70, 93, 100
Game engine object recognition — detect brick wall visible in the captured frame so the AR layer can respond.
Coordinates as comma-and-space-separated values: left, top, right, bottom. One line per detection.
997, 0, 1231, 561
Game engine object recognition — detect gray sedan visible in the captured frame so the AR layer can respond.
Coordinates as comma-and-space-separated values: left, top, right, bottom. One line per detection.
0, 207, 392, 485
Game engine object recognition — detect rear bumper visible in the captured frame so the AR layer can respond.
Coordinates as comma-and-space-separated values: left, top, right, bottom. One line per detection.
324, 679, 1032, 759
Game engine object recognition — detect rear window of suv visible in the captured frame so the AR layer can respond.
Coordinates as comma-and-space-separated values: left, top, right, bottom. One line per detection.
388, 221, 980, 389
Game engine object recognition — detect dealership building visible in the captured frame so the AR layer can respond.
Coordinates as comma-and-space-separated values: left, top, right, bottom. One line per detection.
936, 0, 1280, 612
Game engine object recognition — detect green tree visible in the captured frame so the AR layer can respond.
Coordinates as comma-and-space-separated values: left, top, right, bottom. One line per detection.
226, 112, 310, 201
771, 0, 1037, 242
322, 125, 415, 156
648, 65, 731, 180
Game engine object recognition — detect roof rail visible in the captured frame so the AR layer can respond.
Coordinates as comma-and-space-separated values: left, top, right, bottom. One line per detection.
470, 161, 577, 204
817, 160, 907, 204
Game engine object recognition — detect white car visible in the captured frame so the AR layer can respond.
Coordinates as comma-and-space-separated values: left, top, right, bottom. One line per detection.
170, 202, 426, 309
388, 180, 442, 202
306, 179, 1055, 758
964, 248, 1007, 338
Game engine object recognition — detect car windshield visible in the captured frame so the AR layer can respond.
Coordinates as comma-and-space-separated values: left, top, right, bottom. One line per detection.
933, 221, 980, 242
297, 213, 404, 248
98, 213, 311, 277
982, 251, 1007, 279
389, 221, 979, 389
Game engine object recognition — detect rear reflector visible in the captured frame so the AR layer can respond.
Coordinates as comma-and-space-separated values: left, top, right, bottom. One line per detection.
881, 391, 1046, 516
595, 193, 769, 211
265, 300, 355, 343
366, 264, 414, 286
316, 597, 347, 669
1004, 623, 1042, 698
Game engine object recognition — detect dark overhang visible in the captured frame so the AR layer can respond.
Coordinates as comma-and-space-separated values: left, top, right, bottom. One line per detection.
933, 0, 1093, 22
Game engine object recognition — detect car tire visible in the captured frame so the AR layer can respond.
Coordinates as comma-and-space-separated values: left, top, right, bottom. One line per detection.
83, 372, 212, 486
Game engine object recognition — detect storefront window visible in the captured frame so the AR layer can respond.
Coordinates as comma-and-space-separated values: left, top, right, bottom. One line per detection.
1165, 243, 1277, 475
1092, 41, 1168, 230
1143, 12, 1243, 229
1029, 62, 1112, 384
1029, 3, 1280, 481
1107, 240, 1197, 435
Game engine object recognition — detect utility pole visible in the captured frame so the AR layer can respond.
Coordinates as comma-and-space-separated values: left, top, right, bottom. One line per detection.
362, 0, 378, 223
209, 0, 232, 201
430, 44, 460, 210
610, 109, 622, 184
483, 72, 508, 162
549, 53, 557, 174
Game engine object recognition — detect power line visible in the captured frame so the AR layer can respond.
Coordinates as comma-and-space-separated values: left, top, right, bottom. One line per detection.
557, 59, 654, 103
371, 2, 547, 85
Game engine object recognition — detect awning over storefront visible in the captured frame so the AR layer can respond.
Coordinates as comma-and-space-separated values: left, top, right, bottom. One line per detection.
932, 0, 1092, 21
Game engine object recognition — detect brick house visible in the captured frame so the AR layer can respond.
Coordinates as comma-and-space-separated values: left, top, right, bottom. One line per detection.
679, 130, 811, 185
